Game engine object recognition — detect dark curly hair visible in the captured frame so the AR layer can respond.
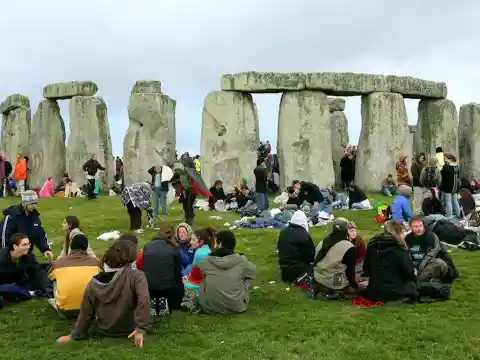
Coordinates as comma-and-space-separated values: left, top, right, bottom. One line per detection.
103, 240, 138, 268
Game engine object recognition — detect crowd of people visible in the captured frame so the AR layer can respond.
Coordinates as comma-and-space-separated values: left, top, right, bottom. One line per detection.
0, 142, 473, 348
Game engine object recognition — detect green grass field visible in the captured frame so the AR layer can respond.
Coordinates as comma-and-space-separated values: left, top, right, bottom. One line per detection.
0, 194, 479, 360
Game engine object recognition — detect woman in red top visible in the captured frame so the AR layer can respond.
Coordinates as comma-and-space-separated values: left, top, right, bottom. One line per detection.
396, 156, 412, 186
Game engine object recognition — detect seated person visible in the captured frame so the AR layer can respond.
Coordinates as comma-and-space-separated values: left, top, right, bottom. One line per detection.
422, 188, 446, 220
380, 174, 397, 196
208, 180, 226, 211
405, 216, 458, 283
55, 173, 72, 193
236, 187, 255, 209
298, 181, 324, 206
459, 178, 475, 193
175, 222, 194, 275
57, 240, 149, 347
198, 230, 256, 315
363, 221, 418, 302
313, 218, 359, 297
48, 234, 101, 318
184, 228, 214, 300
137, 224, 184, 316
347, 221, 366, 278
286, 180, 302, 207
391, 185, 413, 224
0, 233, 40, 302
277, 210, 315, 282
348, 184, 371, 210
459, 188, 476, 218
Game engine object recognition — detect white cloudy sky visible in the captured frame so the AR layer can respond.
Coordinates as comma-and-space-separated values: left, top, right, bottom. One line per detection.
1, 0, 478, 157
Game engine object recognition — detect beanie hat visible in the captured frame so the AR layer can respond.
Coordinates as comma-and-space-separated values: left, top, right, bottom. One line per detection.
21, 190, 39, 205
333, 217, 349, 232
398, 185, 412, 197
70, 234, 89, 251
347, 221, 357, 230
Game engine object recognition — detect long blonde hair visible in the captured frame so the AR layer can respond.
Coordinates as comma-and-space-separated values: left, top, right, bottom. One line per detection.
383, 220, 407, 250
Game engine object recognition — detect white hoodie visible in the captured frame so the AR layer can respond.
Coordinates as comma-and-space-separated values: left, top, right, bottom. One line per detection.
289, 210, 309, 232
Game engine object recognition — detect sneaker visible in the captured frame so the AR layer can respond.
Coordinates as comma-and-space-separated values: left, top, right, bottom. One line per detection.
149, 299, 157, 317
133, 229, 144, 234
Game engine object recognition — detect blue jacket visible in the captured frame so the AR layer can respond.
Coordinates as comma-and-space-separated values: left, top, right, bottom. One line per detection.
391, 195, 413, 224
179, 244, 194, 276
0, 205, 50, 253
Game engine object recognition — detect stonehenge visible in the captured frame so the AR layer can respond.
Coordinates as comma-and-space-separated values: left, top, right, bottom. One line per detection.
0, 70, 474, 194
123, 80, 176, 185
204, 71, 459, 191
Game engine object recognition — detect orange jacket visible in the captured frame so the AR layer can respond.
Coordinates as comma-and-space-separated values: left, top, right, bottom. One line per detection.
13, 158, 27, 181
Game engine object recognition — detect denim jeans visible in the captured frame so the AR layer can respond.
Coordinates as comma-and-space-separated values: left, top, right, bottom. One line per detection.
425, 214, 448, 222
442, 192, 461, 218
154, 187, 168, 216
255, 192, 269, 212
382, 186, 397, 196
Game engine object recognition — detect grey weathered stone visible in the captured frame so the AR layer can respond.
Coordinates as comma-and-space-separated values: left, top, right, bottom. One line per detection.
387, 75, 447, 99
330, 111, 349, 186
416, 99, 458, 157
43, 81, 98, 100
131, 80, 162, 94
278, 90, 333, 188
355, 92, 409, 191
201, 91, 258, 191
221, 72, 306, 93
0, 94, 30, 114
459, 103, 480, 180
123, 91, 176, 185
67, 96, 113, 190
29, 100, 66, 188
306, 72, 390, 95
0, 107, 31, 162
328, 97, 346, 112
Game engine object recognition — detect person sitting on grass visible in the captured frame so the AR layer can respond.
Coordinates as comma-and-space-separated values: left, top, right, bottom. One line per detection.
208, 180, 226, 211
56, 240, 149, 348
182, 228, 214, 308
422, 188, 446, 221
198, 230, 256, 315
346, 221, 367, 278
362, 220, 418, 303
175, 222, 194, 275
277, 210, 315, 283
0, 233, 41, 303
380, 174, 397, 197
48, 233, 101, 318
136, 224, 184, 317
405, 216, 458, 283
313, 218, 359, 298
58, 215, 97, 259
347, 184, 371, 210
458, 188, 476, 219
391, 185, 413, 224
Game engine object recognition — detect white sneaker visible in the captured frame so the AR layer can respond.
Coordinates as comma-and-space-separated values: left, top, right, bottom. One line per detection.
133, 229, 144, 234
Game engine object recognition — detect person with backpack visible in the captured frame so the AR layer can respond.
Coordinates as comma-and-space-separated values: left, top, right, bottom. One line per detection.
420, 157, 441, 192
410, 153, 426, 214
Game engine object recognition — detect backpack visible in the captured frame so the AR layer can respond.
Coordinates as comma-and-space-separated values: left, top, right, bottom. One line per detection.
423, 167, 438, 188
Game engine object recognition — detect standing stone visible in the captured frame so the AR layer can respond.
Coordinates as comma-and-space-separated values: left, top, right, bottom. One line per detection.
123, 87, 176, 185
0, 107, 31, 163
67, 96, 113, 190
356, 92, 409, 191
278, 91, 333, 188
201, 91, 258, 191
416, 99, 458, 157
29, 100, 66, 188
330, 111, 349, 187
459, 103, 480, 180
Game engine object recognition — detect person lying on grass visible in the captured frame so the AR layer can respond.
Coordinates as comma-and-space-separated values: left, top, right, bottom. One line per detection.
57, 240, 149, 348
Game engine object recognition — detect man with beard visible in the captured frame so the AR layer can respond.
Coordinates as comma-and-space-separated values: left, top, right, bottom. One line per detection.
175, 153, 210, 225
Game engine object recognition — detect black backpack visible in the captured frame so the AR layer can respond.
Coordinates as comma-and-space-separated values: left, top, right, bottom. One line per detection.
423, 167, 438, 188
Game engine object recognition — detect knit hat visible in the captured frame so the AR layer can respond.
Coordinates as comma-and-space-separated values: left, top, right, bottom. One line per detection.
21, 190, 38, 205
398, 185, 412, 197
70, 234, 89, 251
333, 217, 349, 232
241, 177, 248, 184
347, 221, 357, 230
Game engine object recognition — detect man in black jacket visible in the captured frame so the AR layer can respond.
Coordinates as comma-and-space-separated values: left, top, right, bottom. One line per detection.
0, 233, 40, 302
82, 154, 106, 200
298, 181, 324, 206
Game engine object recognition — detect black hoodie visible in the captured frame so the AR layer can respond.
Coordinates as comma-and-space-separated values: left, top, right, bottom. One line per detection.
363, 232, 417, 302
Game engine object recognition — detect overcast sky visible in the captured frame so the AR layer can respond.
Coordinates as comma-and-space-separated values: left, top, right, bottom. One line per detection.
1, 0, 478, 157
